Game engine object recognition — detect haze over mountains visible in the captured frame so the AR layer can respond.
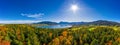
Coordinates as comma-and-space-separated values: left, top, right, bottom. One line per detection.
35, 20, 120, 26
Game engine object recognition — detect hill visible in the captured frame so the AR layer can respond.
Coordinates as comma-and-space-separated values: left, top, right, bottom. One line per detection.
86, 20, 120, 26
34, 21, 58, 25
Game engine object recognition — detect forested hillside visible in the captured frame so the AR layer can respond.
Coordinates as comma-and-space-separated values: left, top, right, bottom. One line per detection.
0, 24, 120, 45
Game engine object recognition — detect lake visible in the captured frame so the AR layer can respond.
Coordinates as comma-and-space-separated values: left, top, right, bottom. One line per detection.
38, 24, 72, 28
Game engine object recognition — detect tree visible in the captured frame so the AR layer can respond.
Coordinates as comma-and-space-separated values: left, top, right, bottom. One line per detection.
90, 39, 98, 45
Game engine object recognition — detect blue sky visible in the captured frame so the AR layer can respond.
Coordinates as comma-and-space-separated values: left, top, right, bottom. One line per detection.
0, 0, 120, 23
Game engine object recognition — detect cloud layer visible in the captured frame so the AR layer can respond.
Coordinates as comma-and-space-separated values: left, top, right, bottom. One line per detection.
21, 13, 44, 19
0, 20, 41, 24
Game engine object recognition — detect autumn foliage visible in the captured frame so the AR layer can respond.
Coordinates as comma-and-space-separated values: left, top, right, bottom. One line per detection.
0, 24, 120, 45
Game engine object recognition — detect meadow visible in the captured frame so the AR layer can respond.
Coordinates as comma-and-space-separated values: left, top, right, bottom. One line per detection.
0, 24, 120, 45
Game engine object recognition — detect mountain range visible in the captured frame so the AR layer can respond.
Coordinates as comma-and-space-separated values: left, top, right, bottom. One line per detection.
34, 20, 120, 26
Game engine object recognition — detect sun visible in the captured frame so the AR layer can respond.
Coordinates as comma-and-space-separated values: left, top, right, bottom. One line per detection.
71, 4, 79, 13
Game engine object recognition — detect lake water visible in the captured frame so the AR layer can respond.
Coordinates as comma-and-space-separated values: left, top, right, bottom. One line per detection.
38, 24, 72, 28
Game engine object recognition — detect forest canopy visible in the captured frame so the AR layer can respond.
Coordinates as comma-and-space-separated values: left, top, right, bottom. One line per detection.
0, 24, 120, 45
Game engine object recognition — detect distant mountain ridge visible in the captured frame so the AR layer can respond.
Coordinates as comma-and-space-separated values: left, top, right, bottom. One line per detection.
34, 20, 120, 26
34, 21, 58, 25
86, 20, 120, 26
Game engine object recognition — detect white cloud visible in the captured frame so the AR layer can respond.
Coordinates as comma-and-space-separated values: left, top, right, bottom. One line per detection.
0, 20, 41, 24
21, 13, 44, 19
0, 13, 44, 24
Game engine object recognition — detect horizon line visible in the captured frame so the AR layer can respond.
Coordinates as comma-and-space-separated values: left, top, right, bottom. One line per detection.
0, 20, 120, 24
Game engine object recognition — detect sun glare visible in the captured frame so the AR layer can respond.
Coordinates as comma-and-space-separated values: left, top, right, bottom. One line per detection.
71, 4, 78, 13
